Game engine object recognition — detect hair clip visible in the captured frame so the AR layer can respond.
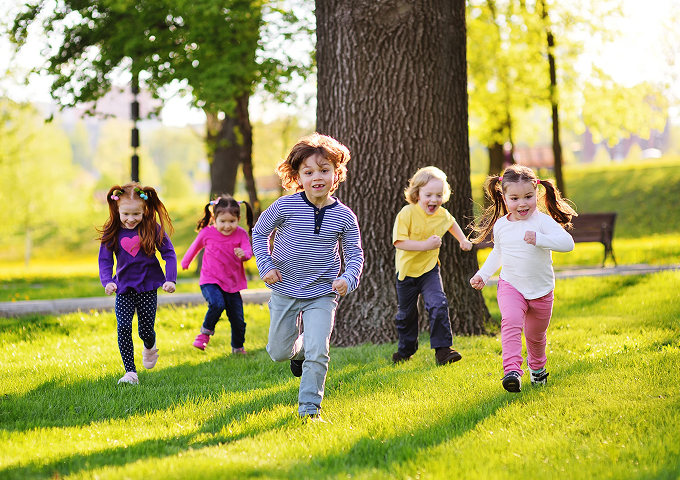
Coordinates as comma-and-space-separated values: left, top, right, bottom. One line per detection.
237, 200, 242, 205
110, 189, 123, 201
209, 199, 220, 206
110, 195, 119, 201
499, 176, 503, 181
536, 179, 541, 184
134, 187, 148, 200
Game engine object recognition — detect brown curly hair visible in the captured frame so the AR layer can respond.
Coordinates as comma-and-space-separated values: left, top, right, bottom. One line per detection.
275, 133, 351, 193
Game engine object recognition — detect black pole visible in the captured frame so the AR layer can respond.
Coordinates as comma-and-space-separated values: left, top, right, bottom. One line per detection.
131, 73, 140, 182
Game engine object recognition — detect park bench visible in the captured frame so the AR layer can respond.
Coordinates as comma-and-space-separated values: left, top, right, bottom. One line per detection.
475, 212, 617, 267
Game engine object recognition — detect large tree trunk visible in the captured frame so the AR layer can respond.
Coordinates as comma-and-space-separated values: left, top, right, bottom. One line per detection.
205, 93, 260, 211
317, 0, 490, 347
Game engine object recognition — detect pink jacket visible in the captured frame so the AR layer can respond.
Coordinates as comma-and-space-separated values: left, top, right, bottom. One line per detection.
181, 226, 252, 293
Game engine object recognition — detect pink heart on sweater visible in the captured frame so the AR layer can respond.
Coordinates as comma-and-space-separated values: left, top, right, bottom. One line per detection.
121, 236, 141, 257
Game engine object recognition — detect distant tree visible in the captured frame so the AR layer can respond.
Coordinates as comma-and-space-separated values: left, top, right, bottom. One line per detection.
0, 99, 79, 265
316, 0, 490, 346
9, 0, 313, 212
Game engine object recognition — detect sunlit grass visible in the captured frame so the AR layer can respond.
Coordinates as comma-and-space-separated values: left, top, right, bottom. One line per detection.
1, 272, 679, 479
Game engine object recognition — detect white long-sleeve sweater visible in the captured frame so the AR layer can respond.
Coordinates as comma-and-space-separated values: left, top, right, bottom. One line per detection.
476, 210, 575, 299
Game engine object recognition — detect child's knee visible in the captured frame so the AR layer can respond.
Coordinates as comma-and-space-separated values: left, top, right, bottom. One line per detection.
266, 343, 292, 362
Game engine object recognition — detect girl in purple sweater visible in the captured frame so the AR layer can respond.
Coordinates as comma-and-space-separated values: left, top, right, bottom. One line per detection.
97, 183, 177, 385
181, 195, 254, 354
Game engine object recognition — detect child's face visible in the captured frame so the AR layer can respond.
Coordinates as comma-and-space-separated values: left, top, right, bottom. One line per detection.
503, 181, 537, 222
298, 154, 336, 203
417, 178, 445, 215
118, 197, 144, 229
214, 211, 239, 236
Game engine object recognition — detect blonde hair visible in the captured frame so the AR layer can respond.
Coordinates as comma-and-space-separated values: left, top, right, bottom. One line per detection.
404, 166, 451, 204
275, 133, 351, 193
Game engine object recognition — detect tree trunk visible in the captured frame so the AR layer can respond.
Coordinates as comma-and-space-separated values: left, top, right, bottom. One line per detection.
205, 93, 260, 212
539, 0, 566, 195
316, 0, 490, 347
488, 141, 504, 176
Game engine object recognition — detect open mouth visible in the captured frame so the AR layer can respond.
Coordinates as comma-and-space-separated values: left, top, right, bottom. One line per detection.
517, 208, 529, 216
427, 205, 437, 213
312, 183, 325, 190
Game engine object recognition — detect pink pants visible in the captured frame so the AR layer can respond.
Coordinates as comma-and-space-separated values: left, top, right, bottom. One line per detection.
497, 278, 554, 375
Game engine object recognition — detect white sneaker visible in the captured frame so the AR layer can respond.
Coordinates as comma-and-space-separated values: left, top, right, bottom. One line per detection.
118, 371, 139, 385
142, 343, 159, 369
530, 368, 549, 385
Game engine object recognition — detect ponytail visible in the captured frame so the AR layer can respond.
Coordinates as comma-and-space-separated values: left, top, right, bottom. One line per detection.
470, 175, 507, 244
539, 179, 577, 228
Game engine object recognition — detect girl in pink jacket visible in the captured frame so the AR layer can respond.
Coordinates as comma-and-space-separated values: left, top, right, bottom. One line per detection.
181, 195, 254, 354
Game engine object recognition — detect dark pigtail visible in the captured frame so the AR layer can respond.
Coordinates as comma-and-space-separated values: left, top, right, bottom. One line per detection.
470, 175, 507, 244
539, 179, 577, 228
196, 202, 213, 231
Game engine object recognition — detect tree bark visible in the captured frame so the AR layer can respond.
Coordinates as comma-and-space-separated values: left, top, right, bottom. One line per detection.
206, 93, 260, 212
539, 0, 566, 195
316, 0, 490, 347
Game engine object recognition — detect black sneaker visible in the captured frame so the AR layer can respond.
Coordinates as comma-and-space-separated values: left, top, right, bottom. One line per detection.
290, 359, 304, 377
392, 351, 411, 364
434, 347, 462, 366
530, 368, 549, 385
502, 371, 522, 392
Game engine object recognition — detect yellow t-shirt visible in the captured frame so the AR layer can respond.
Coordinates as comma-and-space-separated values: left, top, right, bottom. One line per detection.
393, 204, 454, 280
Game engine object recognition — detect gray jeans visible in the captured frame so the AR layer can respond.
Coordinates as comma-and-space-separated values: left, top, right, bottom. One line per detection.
266, 291, 338, 416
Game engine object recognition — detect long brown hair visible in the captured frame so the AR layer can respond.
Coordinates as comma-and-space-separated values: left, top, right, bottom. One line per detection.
470, 164, 577, 244
195, 194, 254, 234
96, 183, 174, 256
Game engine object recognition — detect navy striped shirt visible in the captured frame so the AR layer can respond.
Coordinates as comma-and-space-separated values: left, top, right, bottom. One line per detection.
252, 192, 364, 299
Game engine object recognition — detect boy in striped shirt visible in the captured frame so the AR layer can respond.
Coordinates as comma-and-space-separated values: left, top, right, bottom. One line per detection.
252, 133, 364, 420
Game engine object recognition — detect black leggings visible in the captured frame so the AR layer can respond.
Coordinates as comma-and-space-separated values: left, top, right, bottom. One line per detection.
115, 290, 157, 373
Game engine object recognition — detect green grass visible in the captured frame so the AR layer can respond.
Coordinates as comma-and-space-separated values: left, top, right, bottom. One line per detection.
1, 272, 679, 479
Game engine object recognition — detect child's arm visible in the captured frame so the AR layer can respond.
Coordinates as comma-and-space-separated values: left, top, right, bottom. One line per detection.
335, 215, 364, 296
448, 219, 472, 251
98, 243, 117, 295
394, 236, 442, 251
159, 232, 177, 293
532, 216, 575, 252
180, 230, 207, 270
252, 202, 282, 284
234, 228, 253, 261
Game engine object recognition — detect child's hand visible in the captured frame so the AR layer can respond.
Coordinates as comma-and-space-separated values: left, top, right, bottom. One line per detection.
162, 281, 176, 293
469, 274, 485, 290
332, 278, 348, 296
234, 247, 245, 259
105, 283, 117, 296
424, 235, 442, 250
459, 239, 473, 251
524, 231, 537, 245
263, 269, 282, 286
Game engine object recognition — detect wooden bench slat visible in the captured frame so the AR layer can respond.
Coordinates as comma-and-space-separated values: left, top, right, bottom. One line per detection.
474, 212, 617, 267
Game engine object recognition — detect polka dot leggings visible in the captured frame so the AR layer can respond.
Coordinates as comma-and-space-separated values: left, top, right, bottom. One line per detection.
115, 290, 157, 373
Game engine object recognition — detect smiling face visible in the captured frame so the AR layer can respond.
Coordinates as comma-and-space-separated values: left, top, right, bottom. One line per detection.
503, 181, 537, 221
118, 197, 145, 229
298, 154, 336, 205
214, 210, 239, 236
417, 178, 445, 215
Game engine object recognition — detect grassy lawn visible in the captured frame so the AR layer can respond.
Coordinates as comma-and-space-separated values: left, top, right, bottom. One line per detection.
1, 271, 679, 479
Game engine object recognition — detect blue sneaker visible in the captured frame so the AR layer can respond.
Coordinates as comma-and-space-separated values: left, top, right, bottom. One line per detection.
502, 371, 522, 392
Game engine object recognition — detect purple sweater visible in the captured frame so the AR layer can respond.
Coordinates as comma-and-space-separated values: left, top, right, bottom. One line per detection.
99, 226, 177, 295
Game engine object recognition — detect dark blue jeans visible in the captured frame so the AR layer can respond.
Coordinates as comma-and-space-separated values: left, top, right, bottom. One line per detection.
200, 284, 246, 349
395, 265, 453, 357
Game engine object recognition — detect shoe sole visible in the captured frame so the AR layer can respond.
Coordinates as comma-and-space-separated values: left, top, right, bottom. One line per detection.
290, 360, 303, 377
503, 378, 521, 392
193, 343, 206, 350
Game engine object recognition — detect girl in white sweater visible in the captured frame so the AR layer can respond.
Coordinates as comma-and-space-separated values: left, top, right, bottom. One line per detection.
470, 165, 577, 393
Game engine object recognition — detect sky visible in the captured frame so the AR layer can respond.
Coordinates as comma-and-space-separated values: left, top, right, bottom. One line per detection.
0, 0, 677, 127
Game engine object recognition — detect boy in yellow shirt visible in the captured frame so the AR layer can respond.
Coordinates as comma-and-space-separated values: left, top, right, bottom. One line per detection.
392, 166, 472, 365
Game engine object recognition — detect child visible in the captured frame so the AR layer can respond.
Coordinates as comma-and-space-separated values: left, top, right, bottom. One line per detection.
97, 182, 177, 385
392, 166, 472, 366
181, 195, 254, 354
252, 133, 364, 420
469, 164, 576, 393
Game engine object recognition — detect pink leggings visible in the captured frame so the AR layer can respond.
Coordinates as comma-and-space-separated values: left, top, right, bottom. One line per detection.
497, 279, 554, 375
